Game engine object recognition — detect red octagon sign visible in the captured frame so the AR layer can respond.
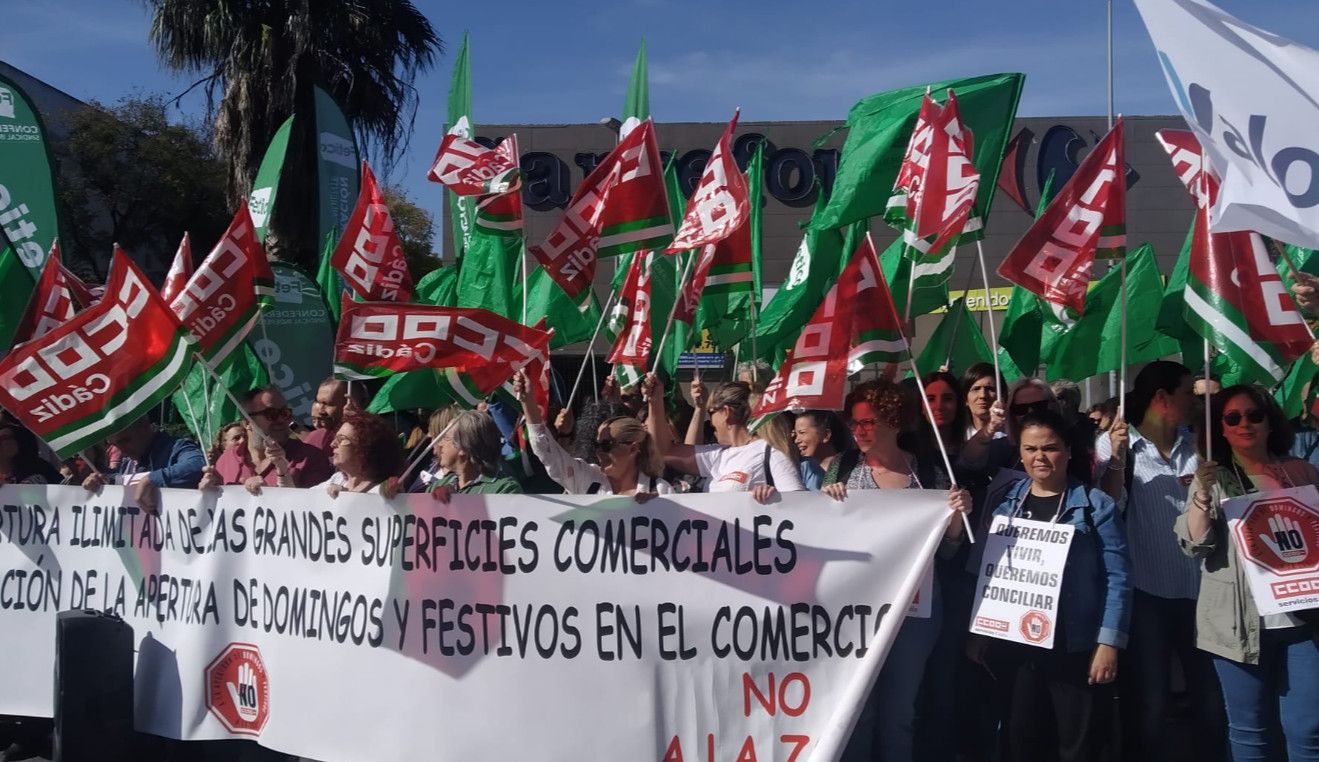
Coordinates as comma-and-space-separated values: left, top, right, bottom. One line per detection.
205, 643, 270, 736
1233, 496, 1319, 577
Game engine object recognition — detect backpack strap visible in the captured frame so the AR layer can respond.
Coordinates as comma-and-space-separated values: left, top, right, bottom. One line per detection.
762, 442, 776, 489
586, 482, 602, 495
648, 475, 657, 492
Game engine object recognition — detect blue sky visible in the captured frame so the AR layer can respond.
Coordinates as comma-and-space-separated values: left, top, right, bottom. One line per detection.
4, 0, 1319, 230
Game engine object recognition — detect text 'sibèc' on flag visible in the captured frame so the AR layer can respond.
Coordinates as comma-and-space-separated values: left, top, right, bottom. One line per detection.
330, 162, 415, 303
1136, 0, 1319, 251
997, 120, 1127, 315
0, 248, 193, 457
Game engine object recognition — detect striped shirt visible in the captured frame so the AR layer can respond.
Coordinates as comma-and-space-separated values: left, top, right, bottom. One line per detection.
1095, 427, 1201, 600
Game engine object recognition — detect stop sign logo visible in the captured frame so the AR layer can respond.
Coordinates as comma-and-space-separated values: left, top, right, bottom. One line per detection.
205, 643, 270, 736
1233, 497, 1319, 576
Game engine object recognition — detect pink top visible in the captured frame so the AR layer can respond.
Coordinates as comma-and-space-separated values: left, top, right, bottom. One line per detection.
214, 438, 333, 488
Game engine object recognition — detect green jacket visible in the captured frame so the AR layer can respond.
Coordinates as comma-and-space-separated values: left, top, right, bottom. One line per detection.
1175, 458, 1319, 664
433, 472, 523, 495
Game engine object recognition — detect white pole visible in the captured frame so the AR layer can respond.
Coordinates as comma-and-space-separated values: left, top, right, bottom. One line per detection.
179, 390, 211, 467
906, 347, 975, 543
651, 250, 700, 372
566, 290, 618, 411
974, 240, 1004, 402
521, 245, 530, 326
1203, 337, 1212, 466
1119, 255, 1128, 420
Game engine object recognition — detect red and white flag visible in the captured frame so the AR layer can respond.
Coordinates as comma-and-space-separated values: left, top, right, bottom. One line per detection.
526, 159, 621, 305
428, 133, 522, 199
169, 203, 276, 366
606, 251, 654, 388
914, 91, 980, 254
667, 111, 750, 252
998, 120, 1127, 314
334, 298, 554, 394
161, 232, 194, 304
331, 163, 415, 303
14, 241, 78, 345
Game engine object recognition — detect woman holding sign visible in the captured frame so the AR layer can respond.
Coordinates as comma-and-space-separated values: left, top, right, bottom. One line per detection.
822, 379, 972, 762
971, 409, 1130, 762
513, 369, 672, 497
1177, 385, 1319, 761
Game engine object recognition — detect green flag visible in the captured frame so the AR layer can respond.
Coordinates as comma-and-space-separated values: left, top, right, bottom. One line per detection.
751, 186, 856, 367
0, 73, 61, 278
315, 231, 344, 325
917, 298, 994, 378
1043, 244, 1178, 381
446, 35, 476, 265
811, 73, 1024, 233
0, 241, 34, 351
173, 345, 270, 447
622, 39, 649, 131
249, 115, 294, 243
995, 170, 1057, 381
313, 86, 361, 246
1275, 353, 1319, 419
414, 264, 459, 307
523, 268, 603, 348
881, 236, 948, 319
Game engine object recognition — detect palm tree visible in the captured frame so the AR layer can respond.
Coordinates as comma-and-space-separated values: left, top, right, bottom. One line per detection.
146, 0, 440, 267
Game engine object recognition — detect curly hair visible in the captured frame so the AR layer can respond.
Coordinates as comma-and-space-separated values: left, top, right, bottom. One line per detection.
339, 413, 404, 483
844, 378, 915, 431
1199, 384, 1294, 461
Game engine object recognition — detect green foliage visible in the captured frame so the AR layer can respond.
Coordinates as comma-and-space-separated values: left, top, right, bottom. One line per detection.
381, 185, 441, 281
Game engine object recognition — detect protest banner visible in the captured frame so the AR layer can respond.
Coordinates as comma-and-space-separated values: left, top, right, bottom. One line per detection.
0, 486, 947, 761
969, 514, 1073, 649
1222, 485, 1319, 616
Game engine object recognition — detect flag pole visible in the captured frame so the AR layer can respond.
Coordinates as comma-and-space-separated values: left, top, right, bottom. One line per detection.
651, 250, 699, 373
521, 245, 530, 326
974, 240, 1004, 402
1203, 336, 1212, 465
398, 418, 459, 485
566, 290, 618, 411
178, 390, 212, 466
1119, 255, 1128, 420
904, 345, 975, 543
197, 358, 265, 435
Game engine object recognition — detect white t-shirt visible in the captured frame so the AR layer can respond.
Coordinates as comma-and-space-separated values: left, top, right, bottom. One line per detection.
316, 471, 384, 495
694, 441, 805, 493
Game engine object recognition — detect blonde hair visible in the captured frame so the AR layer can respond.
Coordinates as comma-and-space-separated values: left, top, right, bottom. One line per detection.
756, 414, 800, 465
708, 381, 753, 427
602, 416, 662, 478
428, 405, 462, 439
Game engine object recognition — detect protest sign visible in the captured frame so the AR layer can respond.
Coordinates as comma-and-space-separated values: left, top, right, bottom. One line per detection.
0, 486, 948, 761
1222, 485, 1319, 616
969, 514, 1073, 649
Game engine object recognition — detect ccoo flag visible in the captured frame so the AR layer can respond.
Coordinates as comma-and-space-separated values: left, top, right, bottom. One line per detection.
331, 163, 415, 303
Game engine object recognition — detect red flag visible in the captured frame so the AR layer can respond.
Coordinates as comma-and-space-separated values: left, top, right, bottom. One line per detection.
161, 232, 194, 304
334, 298, 553, 394
606, 251, 654, 382
667, 111, 749, 252
914, 90, 980, 254
52, 243, 97, 310
169, 203, 276, 366
997, 120, 1127, 314
428, 133, 522, 198
14, 242, 77, 344
331, 163, 415, 302
0, 248, 193, 456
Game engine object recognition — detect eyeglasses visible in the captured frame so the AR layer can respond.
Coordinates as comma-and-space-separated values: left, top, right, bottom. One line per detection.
849, 418, 880, 431
1010, 400, 1051, 417
332, 435, 356, 446
1222, 408, 1266, 427
250, 406, 292, 422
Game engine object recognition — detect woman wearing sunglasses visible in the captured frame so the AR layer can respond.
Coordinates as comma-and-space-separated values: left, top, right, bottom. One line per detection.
1177, 385, 1319, 760
513, 370, 671, 497
822, 378, 972, 762
970, 409, 1131, 762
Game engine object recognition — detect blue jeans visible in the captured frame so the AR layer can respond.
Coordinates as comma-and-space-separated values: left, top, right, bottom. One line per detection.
1213, 627, 1319, 761
842, 605, 942, 761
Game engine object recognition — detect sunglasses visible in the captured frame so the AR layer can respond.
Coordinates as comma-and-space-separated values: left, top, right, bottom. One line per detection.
1222, 408, 1266, 427
250, 406, 293, 422
1010, 400, 1051, 417
596, 439, 632, 453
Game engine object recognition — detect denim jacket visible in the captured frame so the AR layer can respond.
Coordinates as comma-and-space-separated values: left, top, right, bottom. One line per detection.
993, 478, 1132, 651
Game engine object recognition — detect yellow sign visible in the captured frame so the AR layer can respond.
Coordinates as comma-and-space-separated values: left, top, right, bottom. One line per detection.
932, 287, 1014, 313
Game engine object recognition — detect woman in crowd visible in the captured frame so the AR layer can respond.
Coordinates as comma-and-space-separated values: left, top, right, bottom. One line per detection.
971, 409, 1131, 762
208, 422, 246, 465
962, 362, 1005, 442
659, 379, 804, 500
793, 410, 849, 489
424, 410, 522, 499
1177, 385, 1319, 760
921, 370, 968, 463
960, 377, 1094, 485
320, 413, 404, 497
1087, 397, 1119, 434
821, 378, 972, 762
514, 369, 670, 496
0, 421, 60, 485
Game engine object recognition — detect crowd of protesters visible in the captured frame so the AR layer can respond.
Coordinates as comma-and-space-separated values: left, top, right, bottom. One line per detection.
2, 356, 1319, 762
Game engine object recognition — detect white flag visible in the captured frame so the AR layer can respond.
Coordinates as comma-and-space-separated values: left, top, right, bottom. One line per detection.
1135, 0, 1319, 249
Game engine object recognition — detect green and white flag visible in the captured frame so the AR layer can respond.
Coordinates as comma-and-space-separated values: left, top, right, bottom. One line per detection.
880, 236, 949, 320
916, 298, 994, 378
446, 35, 477, 265
315, 231, 346, 326
249, 115, 294, 242
313, 86, 361, 246
0, 72, 61, 278
173, 345, 269, 447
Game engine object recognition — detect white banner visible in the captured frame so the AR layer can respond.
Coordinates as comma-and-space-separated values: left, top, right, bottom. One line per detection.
1222, 485, 1319, 616
0, 485, 948, 762
969, 514, 1073, 649
1136, 0, 1319, 250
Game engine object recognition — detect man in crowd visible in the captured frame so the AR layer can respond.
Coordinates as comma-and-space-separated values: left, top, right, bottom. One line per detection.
301, 377, 367, 454
201, 386, 332, 491
81, 416, 205, 512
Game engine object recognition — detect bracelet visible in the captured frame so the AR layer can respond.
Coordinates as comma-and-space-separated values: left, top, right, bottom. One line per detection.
1193, 493, 1213, 512
1106, 459, 1126, 472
